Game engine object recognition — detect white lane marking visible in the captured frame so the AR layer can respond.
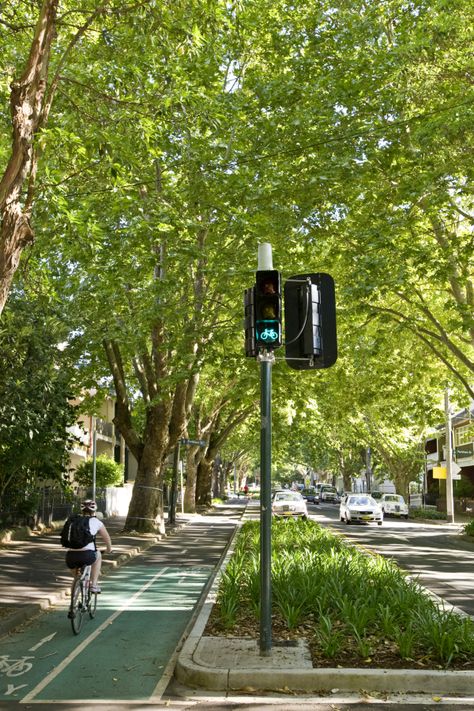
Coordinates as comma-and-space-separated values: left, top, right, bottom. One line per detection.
21, 567, 170, 703
28, 633, 57, 652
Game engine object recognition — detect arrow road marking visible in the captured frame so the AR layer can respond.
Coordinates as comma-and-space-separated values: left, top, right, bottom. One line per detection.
6, 683, 27, 696
28, 633, 57, 652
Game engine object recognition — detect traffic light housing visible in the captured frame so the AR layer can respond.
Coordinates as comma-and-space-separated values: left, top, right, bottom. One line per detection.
284, 272, 337, 370
254, 270, 282, 350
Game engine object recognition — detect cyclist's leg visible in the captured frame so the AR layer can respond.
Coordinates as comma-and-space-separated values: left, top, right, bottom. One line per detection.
90, 550, 102, 587
66, 550, 96, 587
65, 552, 81, 590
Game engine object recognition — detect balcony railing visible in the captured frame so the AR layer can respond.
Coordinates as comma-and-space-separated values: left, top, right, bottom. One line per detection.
96, 418, 114, 438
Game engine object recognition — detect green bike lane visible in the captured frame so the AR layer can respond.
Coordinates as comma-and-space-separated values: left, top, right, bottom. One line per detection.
0, 511, 239, 705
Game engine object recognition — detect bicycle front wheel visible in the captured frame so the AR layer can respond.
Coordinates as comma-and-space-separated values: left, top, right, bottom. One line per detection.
88, 591, 97, 618
69, 578, 84, 635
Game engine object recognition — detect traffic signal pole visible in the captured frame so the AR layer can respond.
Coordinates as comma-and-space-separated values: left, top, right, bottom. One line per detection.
256, 243, 275, 656
244, 245, 338, 657
259, 349, 274, 655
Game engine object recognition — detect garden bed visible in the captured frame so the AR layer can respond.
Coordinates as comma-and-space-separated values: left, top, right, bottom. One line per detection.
205, 519, 474, 671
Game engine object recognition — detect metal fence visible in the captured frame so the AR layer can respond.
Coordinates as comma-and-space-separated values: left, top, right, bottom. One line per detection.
0, 485, 107, 529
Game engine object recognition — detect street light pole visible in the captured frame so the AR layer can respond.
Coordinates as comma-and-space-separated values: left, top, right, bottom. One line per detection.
92, 418, 97, 502
444, 389, 455, 524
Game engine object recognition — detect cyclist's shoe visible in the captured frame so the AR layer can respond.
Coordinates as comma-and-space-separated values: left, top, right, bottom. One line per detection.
90, 585, 101, 594
67, 610, 75, 619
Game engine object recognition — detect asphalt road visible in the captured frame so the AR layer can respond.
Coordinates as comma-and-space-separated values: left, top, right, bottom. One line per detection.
308, 502, 474, 617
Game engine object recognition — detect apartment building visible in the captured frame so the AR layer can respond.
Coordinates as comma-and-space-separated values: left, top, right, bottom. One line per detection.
68, 394, 138, 515
424, 404, 474, 512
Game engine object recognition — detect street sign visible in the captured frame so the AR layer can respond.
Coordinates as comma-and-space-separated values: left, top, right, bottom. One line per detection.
434, 463, 462, 480
451, 461, 462, 476
180, 438, 206, 447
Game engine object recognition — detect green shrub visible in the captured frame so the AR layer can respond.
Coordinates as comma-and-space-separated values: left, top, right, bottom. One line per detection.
213, 520, 474, 668
409, 508, 447, 520
73, 455, 123, 488
464, 519, 474, 537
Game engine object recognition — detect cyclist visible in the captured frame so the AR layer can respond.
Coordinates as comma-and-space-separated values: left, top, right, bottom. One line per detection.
65, 500, 112, 593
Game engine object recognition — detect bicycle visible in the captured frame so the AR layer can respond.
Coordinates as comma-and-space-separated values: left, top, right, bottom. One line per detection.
68, 562, 98, 635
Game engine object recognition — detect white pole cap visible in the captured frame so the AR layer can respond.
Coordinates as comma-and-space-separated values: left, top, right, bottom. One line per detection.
257, 243, 273, 270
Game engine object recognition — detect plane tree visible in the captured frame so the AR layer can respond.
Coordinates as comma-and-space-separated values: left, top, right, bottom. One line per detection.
221, 0, 474, 398
3, 0, 472, 528
0, 0, 139, 316
182, 368, 258, 511
24, 1, 275, 533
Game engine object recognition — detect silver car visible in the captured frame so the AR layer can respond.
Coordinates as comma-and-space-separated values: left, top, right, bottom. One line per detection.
339, 494, 383, 526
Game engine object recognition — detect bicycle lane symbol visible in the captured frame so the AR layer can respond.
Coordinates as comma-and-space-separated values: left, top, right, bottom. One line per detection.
0, 655, 34, 677
0, 629, 62, 699
0, 655, 34, 697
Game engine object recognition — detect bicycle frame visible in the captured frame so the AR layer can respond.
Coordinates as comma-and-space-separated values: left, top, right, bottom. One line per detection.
68, 563, 97, 634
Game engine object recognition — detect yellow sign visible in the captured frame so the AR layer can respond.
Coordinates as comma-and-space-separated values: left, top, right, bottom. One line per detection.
433, 466, 447, 479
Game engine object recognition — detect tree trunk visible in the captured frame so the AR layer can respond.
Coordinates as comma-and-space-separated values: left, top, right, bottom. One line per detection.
196, 458, 213, 507
391, 470, 411, 501
121, 401, 171, 533
0, 0, 59, 316
212, 455, 222, 498
125, 443, 165, 534
183, 445, 201, 513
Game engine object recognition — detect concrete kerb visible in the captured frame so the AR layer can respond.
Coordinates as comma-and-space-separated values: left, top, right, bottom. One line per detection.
175, 507, 474, 696
0, 517, 189, 639
0, 604, 46, 639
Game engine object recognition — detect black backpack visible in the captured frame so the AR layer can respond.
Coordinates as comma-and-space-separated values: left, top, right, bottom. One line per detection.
60, 514, 95, 549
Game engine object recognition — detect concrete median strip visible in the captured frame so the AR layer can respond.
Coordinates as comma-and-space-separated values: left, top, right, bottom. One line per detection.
176, 619, 474, 695
176, 508, 474, 696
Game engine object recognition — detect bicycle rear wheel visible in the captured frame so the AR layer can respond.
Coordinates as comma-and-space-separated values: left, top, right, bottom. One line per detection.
69, 577, 84, 634
88, 591, 97, 618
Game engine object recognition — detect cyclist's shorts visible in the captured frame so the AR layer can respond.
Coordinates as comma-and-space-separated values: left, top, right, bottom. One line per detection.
65, 550, 97, 569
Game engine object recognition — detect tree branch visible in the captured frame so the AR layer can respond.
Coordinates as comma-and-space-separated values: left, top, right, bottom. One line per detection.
103, 338, 143, 460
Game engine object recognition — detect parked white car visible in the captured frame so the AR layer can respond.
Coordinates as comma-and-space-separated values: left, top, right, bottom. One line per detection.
319, 485, 339, 503
272, 491, 308, 520
339, 494, 383, 526
380, 494, 409, 519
